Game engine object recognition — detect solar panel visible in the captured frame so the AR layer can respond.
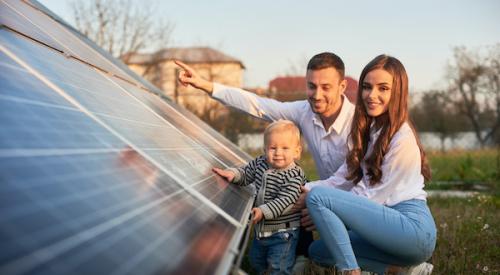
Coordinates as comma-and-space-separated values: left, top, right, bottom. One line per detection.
0, 1, 255, 274
2, 0, 139, 84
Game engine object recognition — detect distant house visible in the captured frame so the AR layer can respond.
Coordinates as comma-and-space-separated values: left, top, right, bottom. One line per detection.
269, 76, 306, 94
268, 75, 358, 103
344, 77, 358, 103
123, 47, 245, 115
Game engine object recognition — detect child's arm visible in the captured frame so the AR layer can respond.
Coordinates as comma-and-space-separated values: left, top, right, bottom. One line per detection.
212, 156, 260, 186
233, 157, 260, 186
258, 170, 305, 220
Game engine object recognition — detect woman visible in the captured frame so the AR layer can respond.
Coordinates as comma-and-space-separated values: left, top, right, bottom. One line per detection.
301, 55, 436, 274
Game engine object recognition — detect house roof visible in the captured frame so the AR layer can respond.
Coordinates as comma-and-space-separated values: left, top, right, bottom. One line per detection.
344, 76, 359, 103
123, 47, 245, 68
269, 76, 306, 93
345, 76, 358, 93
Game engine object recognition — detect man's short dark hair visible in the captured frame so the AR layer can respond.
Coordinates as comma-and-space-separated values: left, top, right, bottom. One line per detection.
307, 52, 345, 78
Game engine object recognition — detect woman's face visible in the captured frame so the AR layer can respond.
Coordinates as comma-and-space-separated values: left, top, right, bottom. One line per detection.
361, 69, 393, 117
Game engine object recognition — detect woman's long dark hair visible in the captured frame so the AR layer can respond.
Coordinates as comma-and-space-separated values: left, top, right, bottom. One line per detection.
345, 55, 431, 185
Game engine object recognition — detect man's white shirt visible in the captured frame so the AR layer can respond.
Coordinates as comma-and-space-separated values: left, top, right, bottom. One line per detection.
212, 83, 355, 180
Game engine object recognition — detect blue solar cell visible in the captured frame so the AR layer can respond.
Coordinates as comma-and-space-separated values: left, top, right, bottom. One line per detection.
1, 29, 254, 215
0, 3, 254, 274
1, 0, 138, 84
113, 77, 251, 167
0, 1, 63, 51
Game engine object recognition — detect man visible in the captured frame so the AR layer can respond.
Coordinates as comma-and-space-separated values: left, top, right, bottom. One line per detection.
175, 52, 355, 269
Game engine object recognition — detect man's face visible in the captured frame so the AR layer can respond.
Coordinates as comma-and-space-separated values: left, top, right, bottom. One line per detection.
306, 68, 346, 118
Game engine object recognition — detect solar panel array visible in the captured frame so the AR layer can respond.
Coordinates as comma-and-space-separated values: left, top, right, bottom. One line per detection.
0, 1, 255, 274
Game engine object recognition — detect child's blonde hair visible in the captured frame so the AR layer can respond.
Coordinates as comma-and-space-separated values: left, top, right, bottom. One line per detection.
263, 120, 301, 147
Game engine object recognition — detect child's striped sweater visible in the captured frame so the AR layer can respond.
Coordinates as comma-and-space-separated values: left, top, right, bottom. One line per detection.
229, 155, 306, 234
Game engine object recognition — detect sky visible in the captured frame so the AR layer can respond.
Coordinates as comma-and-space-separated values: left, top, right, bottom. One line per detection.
39, 0, 500, 92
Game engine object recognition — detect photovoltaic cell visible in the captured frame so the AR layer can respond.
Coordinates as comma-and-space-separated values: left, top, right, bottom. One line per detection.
0, 1, 255, 274
112, 77, 247, 166
1, 29, 240, 187
2, 0, 139, 84
166, 100, 254, 163
0, 0, 64, 52
1, 151, 237, 275
0, 52, 118, 150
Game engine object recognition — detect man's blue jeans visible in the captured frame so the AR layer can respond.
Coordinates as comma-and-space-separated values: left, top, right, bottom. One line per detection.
306, 187, 436, 274
249, 229, 299, 275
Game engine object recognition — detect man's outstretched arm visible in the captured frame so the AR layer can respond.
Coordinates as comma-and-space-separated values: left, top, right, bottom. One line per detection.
175, 60, 305, 123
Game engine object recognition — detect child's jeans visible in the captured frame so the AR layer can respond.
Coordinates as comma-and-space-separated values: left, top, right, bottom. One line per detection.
249, 228, 300, 275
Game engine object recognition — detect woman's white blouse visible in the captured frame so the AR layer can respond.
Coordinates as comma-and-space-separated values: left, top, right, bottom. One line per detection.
305, 122, 427, 206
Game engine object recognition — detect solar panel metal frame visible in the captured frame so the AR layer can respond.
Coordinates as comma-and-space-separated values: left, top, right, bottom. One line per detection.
0, 1, 256, 274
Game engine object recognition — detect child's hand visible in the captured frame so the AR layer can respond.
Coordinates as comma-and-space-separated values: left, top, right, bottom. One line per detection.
251, 207, 263, 224
212, 167, 235, 182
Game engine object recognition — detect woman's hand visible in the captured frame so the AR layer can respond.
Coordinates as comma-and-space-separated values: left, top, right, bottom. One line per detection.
291, 186, 316, 230
292, 186, 308, 211
174, 60, 214, 94
251, 207, 263, 224
212, 167, 235, 182
300, 208, 316, 231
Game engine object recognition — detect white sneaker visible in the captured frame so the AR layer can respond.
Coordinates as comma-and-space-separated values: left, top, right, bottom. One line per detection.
405, 262, 433, 275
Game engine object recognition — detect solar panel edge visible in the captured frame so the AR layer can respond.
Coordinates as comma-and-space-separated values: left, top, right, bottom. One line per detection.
217, 189, 255, 275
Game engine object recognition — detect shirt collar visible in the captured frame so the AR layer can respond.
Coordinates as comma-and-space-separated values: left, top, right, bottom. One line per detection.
369, 121, 383, 142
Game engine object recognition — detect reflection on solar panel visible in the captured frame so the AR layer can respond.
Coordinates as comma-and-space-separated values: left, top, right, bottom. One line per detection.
0, 1, 255, 274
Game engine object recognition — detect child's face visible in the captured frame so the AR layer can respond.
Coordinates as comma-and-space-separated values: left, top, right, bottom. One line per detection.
264, 131, 301, 169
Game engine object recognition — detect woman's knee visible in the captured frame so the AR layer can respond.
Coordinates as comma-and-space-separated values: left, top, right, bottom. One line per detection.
306, 186, 325, 206
306, 186, 341, 208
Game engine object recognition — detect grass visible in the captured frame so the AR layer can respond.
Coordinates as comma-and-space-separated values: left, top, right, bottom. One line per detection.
428, 195, 500, 274
240, 148, 500, 274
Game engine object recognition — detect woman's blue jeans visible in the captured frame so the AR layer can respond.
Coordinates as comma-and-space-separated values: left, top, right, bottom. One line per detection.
306, 186, 436, 274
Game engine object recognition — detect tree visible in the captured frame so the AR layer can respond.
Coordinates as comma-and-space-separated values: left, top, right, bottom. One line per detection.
411, 90, 468, 151
284, 55, 309, 76
70, 0, 174, 60
447, 44, 500, 147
